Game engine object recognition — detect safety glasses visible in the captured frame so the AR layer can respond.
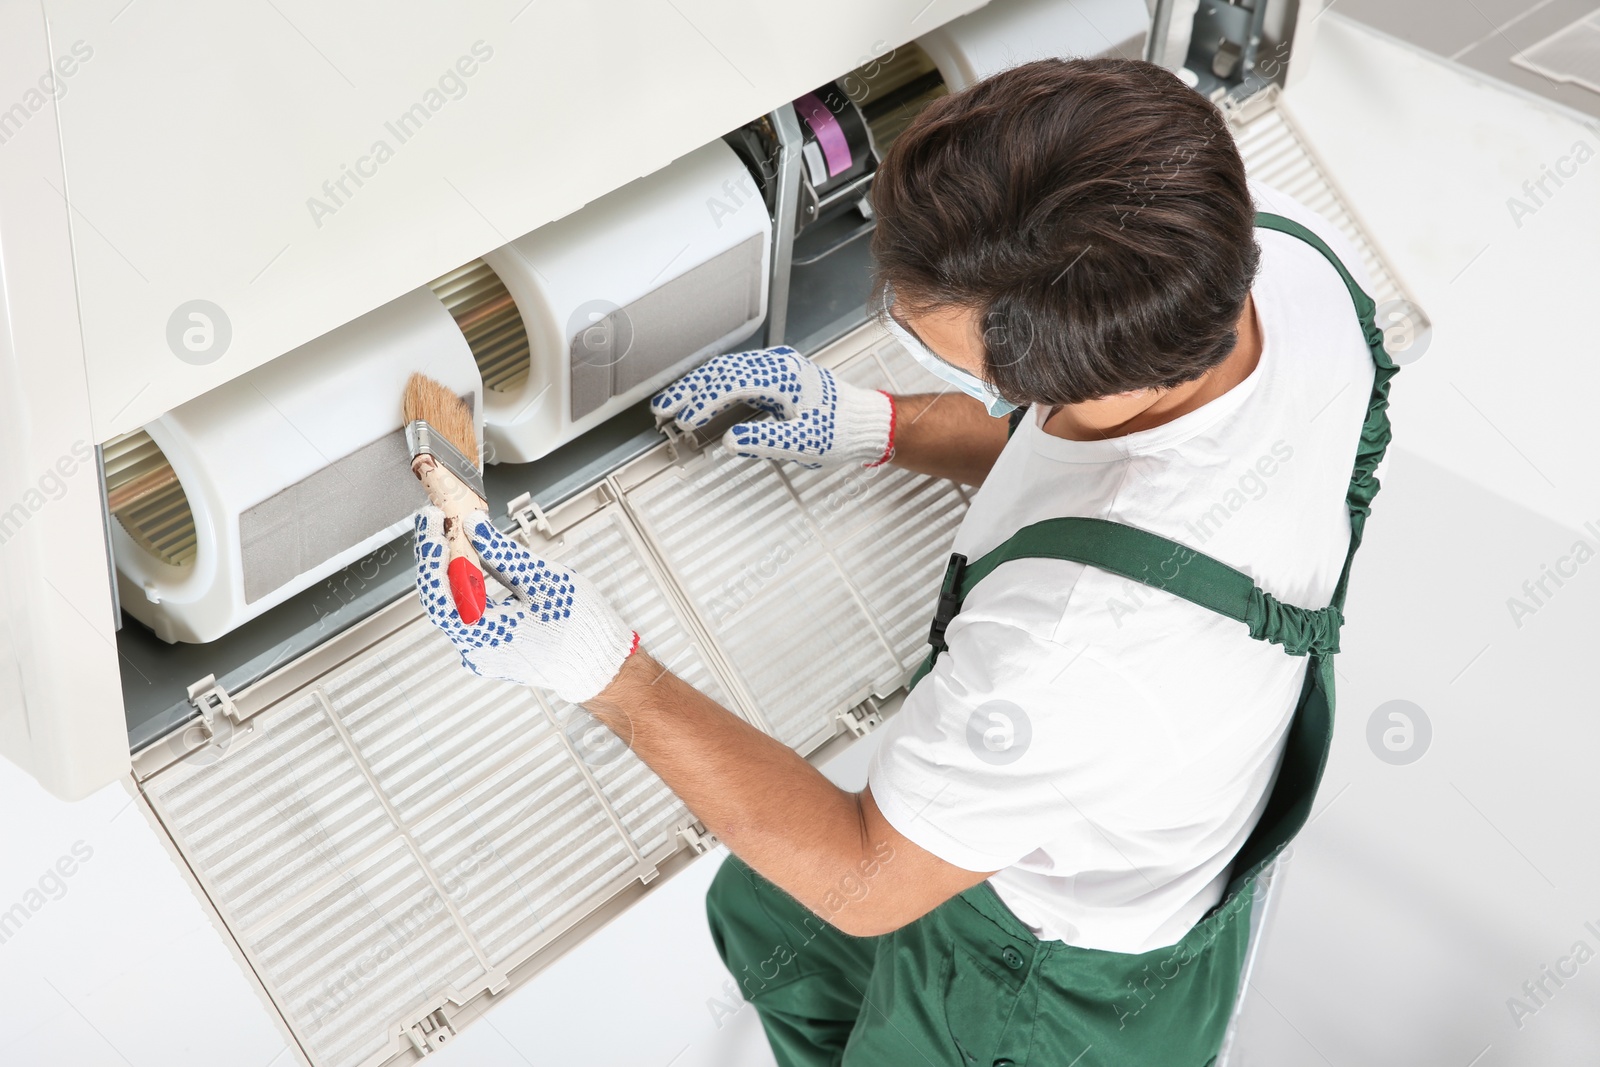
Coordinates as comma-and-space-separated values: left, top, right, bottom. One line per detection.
877, 286, 1019, 417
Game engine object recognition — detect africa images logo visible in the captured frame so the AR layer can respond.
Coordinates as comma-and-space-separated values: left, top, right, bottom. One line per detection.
166, 300, 232, 365
966, 700, 1032, 766
1366, 699, 1431, 765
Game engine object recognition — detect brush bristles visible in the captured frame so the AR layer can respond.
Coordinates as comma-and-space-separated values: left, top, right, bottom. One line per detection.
403, 373, 478, 464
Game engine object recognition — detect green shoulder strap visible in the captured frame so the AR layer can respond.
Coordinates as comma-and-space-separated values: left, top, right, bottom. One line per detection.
923, 517, 1342, 664
921, 211, 1397, 676
1255, 212, 1399, 608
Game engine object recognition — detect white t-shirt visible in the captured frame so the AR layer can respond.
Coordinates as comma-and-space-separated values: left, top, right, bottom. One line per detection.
867, 184, 1377, 953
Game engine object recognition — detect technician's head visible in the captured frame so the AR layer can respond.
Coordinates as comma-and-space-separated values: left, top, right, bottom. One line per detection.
870, 56, 1259, 408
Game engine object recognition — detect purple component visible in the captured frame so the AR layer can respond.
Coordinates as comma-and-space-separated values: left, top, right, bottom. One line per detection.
794, 91, 852, 178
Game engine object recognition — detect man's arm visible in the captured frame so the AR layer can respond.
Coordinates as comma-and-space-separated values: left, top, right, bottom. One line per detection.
890, 391, 1013, 486
587, 651, 995, 937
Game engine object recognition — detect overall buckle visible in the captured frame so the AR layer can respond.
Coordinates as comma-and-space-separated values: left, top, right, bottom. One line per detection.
927, 552, 968, 654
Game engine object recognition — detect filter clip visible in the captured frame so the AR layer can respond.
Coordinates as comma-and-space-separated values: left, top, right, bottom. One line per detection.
927, 552, 968, 654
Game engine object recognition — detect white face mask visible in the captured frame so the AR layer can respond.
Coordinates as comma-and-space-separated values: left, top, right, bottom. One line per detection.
879, 290, 1019, 418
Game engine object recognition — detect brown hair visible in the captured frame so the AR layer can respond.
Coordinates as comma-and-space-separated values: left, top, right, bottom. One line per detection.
870, 57, 1259, 405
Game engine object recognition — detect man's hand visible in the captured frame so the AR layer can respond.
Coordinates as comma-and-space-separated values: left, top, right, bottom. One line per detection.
415, 506, 637, 704
652, 346, 895, 470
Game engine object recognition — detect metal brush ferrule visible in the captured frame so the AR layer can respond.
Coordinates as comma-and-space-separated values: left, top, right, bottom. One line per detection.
406, 419, 487, 502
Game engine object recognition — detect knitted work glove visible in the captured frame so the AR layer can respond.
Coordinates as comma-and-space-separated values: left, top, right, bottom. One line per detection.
651, 345, 895, 469
415, 507, 638, 704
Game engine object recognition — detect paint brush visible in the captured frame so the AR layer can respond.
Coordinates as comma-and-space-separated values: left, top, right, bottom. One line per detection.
403, 373, 489, 625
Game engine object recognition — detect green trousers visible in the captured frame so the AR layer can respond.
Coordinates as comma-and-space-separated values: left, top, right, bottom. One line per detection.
706, 854, 1254, 1067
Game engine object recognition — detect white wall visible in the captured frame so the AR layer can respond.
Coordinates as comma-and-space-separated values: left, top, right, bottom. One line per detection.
0, 767, 289, 1066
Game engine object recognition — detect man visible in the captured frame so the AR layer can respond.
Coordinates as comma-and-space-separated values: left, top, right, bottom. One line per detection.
415, 57, 1394, 1065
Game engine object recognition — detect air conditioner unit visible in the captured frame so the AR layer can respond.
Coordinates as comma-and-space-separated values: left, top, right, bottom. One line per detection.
482, 139, 771, 463
0, 0, 1420, 1063
108, 288, 482, 644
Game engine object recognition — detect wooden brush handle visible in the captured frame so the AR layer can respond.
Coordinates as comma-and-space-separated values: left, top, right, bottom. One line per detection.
413, 456, 489, 625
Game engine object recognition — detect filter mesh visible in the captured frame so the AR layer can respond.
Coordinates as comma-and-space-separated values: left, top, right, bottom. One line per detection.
239, 430, 427, 604
780, 350, 969, 674
827, 472, 967, 670
625, 451, 897, 750
252, 840, 485, 1067
832, 350, 894, 391
318, 620, 636, 969
146, 683, 490, 1067
569, 233, 766, 419
144, 502, 738, 1066
529, 508, 728, 858
623, 346, 969, 747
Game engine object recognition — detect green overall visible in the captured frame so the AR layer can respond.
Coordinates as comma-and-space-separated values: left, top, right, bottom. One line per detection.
707, 214, 1398, 1066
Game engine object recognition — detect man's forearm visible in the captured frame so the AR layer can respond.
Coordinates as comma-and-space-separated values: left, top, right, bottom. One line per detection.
586, 652, 878, 918
889, 392, 1012, 486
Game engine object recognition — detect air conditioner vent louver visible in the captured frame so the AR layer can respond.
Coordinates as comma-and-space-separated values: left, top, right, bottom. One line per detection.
429, 259, 531, 393
854, 41, 949, 154
1231, 93, 1407, 307
102, 428, 197, 568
